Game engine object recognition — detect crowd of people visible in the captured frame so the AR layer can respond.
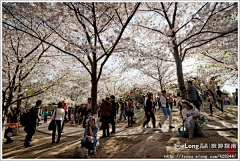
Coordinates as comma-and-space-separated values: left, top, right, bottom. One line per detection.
3, 82, 238, 155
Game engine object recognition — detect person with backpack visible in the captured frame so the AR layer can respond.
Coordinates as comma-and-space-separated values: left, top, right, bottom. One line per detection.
207, 89, 223, 116
158, 90, 175, 129
142, 93, 156, 130
186, 81, 198, 110
24, 100, 42, 148
127, 98, 135, 128
216, 86, 227, 114
4, 110, 18, 144
51, 102, 65, 144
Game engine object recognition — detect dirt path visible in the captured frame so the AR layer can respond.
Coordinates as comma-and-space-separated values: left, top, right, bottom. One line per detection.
2, 106, 238, 159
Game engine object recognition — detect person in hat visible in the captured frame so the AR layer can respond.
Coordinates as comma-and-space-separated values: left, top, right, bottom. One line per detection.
81, 116, 98, 155
182, 99, 208, 139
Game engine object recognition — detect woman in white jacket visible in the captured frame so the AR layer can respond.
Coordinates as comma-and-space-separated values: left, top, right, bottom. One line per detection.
159, 90, 175, 129
51, 102, 65, 144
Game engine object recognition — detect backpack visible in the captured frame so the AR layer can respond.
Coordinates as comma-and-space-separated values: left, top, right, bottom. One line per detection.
24, 107, 38, 132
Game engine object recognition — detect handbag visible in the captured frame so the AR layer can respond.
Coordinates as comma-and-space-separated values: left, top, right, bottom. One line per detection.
48, 109, 57, 131
178, 123, 188, 138
218, 97, 224, 101
8, 123, 18, 129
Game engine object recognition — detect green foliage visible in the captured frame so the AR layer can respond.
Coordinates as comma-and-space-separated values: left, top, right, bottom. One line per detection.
42, 104, 57, 111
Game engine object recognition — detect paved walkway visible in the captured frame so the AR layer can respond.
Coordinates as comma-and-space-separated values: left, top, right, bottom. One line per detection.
36, 120, 238, 137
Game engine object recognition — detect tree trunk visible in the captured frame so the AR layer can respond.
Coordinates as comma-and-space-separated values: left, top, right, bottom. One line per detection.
2, 91, 6, 113
159, 81, 163, 92
172, 41, 187, 99
91, 59, 98, 115
4, 92, 13, 115
91, 81, 98, 115
17, 84, 23, 111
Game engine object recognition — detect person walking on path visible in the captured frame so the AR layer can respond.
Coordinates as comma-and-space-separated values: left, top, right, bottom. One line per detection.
118, 99, 127, 121
169, 96, 173, 110
207, 89, 223, 116
142, 93, 156, 130
186, 81, 199, 111
51, 102, 65, 144
159, 90, 175, 129
232, 93, 236, 105
127, 98, 134, 128
100, 97, 111, 138
144, 92, 151, 128
216, 86, 227, 114
61, 99, 67, 132
110, 95, 116, 133
4, 110, 18, 144
235, 88, 238, 106
44, 109, 49, 123
81, 116, 98, 155
24, 100, 42, 147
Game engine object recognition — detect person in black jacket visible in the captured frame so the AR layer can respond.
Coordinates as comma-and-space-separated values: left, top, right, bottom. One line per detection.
4, 110, 18, 144
142, 93, 156, 130
216, 86, 227, 114
110, 95, 116, 133
24, 100, 42, 147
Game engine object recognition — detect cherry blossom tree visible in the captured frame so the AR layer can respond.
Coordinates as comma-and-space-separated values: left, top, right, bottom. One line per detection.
136, 2, 238, 99
2, 26, 69, 115
3, 2, 141, 115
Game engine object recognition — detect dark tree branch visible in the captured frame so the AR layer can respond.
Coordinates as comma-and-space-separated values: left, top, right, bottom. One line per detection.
182, 28, 237, 61
3, 22, 92, 75
161, 2, 172, 29
97, 3, 141, 83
